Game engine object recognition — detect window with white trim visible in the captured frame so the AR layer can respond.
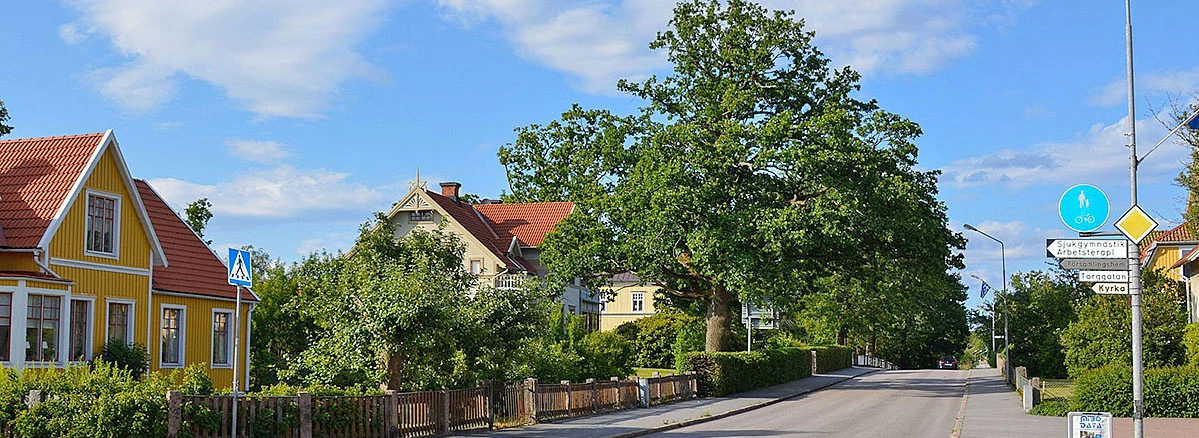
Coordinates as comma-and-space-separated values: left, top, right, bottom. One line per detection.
68, 300, 91, 361
0, 293, 10, 362
85, 194, 118, 255
632, 292, 645, 312
212, 311, 232, 367
161, 307, 184, 366
107, 302, 133, 344
469, 259, 483, 275
26, 295, 61, 362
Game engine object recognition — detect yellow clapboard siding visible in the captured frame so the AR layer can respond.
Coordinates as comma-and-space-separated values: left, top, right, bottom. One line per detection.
48, 148, 152, 270
0, 253, 41, 273
1146, 246, 1183, 280
51, 265, 151, 361
152, 293, 253, 391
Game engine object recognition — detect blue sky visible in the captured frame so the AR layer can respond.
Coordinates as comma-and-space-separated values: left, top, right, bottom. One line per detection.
3, 1, 1198, 312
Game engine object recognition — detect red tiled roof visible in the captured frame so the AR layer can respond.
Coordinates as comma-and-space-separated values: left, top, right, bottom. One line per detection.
1171, 246, 1199, 269
0, 133, 104, 248
474, 202, 574, 247
1141, 222, 1194, 261
136, 180, 256, 302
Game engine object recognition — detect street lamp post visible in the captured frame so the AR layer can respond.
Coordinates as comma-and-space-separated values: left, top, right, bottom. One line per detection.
965, 224, 1010, 380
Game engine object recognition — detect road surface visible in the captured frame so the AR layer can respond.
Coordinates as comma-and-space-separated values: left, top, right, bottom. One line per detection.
646, 368, 968, 437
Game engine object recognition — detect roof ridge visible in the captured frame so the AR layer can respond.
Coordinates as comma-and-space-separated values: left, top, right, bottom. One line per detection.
0, 132, 106, 143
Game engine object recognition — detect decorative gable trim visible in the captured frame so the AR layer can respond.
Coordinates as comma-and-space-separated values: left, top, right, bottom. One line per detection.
383, 189, 508, 271
37, 130, 168, 267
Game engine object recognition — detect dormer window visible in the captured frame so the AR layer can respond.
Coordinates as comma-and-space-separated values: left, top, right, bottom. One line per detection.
409, 210, 433, 222
85, 193, 119, 256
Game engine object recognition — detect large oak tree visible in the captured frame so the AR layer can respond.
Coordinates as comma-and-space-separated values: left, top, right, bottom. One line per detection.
499, 0, 963, 351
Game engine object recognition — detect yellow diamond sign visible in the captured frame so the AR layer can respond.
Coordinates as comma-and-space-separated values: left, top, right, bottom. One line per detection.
1114, 205, 1158, 244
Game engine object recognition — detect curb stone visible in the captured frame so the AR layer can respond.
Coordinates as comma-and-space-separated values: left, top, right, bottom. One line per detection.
605, 368, 884, 438
950, 368, 973, 438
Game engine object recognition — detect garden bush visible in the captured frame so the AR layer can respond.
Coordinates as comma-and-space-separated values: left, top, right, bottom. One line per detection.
613, 311, 696, 369
1073, 364, 1199, 417
1184, 323, 1199, 366
809, 345, 852, 373
1030, 400, 1070, 416
578, 331, 633, 379
681, 347, 812, 396
94, 340, 149, 378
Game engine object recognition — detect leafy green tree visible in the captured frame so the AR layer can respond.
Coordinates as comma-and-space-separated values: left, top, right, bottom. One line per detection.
1060, 268, 1187, 378
1001, 270, 1082, 378
0, 99, 12, 138
184, 198, 213, 245
246, 248, 317, 389
614, 310, 698, 368
289, 216, 477, 390
498, 0, 962, 352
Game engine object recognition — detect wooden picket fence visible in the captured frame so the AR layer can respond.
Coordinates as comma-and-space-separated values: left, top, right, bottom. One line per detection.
167, 374, 696, 438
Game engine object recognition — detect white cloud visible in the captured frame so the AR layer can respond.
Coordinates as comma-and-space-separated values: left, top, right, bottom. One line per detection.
1090, 67, 1199, 107
58, 23, 86, 44
958, 219, 1056, 292
224, 138, 290, 164
438, 0, 995, 92
940, 115, 1181, 189
61, 0, 389, 118
147, 165, 392, 219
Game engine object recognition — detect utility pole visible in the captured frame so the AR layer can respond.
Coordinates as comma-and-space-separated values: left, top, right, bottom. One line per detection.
1123, 1, 1145, 436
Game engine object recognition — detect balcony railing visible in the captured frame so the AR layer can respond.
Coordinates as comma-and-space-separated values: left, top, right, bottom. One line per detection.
494, 274, 528, 290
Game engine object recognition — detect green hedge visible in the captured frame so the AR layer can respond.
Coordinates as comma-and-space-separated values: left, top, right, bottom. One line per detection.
808, 346, 852, 373
681, 347, 812, 396
1074, 364, 1199, 417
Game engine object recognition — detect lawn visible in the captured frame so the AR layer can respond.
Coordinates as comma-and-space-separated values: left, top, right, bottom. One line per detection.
1040, 378, 1075, 401
633, 367, 677, 378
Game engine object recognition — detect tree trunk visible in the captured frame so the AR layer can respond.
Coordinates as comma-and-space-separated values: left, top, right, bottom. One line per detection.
705, 284, 734, 352
381, 350, 404, 391
836, 325, 848, 346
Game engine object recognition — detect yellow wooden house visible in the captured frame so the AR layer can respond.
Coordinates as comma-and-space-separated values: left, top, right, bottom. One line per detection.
599, 273, 662, 332
0, 131, 256, 390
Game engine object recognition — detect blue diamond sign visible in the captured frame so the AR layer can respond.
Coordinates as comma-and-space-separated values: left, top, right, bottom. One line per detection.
1059, 184, 1110, 233
228, 248, 252, 287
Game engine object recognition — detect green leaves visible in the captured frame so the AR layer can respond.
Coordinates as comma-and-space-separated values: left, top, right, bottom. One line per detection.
499, 0, 963, 352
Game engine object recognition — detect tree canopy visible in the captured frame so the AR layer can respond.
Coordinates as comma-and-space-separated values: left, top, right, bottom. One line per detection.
498, 0, 964, 352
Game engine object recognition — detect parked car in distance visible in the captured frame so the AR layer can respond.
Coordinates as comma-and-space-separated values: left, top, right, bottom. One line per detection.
937, 356, 959, 369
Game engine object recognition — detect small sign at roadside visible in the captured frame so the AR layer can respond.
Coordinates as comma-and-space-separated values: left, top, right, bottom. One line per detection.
1091, 283, 1129, 295
1067, 411, 1111, 437
1078, 271, 1129, 283
1058, 258, 1127, 271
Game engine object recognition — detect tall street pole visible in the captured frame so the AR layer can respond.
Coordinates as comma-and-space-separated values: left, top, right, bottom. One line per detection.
1000, 240, 1009, 381
1124, 0, 1145, 436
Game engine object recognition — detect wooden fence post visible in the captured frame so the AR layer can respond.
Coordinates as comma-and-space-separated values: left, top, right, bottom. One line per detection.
525, 378, 538, 422
561, 381, 572, 416
485, 381, 495, 430
441, 389, 450, 434
298, 391, 313, 438
384, 390, 398, 438
609, 377, 619, 409
166, 390, 181, 438
585, 379, 597, 413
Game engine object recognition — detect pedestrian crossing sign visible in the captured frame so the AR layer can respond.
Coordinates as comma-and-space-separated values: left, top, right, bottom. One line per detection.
228, 248, 252, 287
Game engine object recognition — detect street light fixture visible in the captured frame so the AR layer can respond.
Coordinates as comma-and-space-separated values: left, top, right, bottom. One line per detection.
964, 223, 1010, 380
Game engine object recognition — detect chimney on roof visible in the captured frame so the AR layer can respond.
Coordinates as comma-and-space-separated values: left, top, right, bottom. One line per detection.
440, 182, 462, 201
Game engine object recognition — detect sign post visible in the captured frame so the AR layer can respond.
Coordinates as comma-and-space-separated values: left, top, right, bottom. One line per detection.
741, 302, 777, 352
227, 248, 253, 438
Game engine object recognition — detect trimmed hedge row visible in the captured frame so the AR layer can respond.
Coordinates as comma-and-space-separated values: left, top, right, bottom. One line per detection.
808, 346, 853, 373
681, 348, 812, 396
1074, 364, 1199, 417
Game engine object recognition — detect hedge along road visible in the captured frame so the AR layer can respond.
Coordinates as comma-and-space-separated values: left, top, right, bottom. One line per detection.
646, 368, 968, 437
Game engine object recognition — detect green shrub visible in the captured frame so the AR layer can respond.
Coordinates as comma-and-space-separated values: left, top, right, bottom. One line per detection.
1184, 323, 1199, 366
681, 347, 812, 396
1030, 400, 1071, 416
671, 319, 706, 372
1073, 364, 1199, 417
808, 346, 852, 373
579, 331, 634, 379
95, 340, 149, 378
613, 311, 696, 369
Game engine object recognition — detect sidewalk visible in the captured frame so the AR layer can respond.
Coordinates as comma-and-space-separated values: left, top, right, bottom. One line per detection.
461, 367, 875, 438
960, 368, 1199, 438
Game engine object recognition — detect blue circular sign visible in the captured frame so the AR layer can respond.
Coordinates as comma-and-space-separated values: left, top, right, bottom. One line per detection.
1059, 184, 1109, 233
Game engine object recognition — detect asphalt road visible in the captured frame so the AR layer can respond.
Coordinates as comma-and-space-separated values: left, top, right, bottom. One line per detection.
646, 368, 968, 438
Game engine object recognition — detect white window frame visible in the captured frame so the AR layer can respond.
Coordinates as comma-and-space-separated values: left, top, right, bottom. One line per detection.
104, 299, 136, 345
84, 190, 122, 259
0, 291, 12, 364
25, 292, 66, 364
159, 304, 186, 368
67, 297, 95, 363
632, 291, 645, 313
469, 259, 483, 275
210, 308, 234, 369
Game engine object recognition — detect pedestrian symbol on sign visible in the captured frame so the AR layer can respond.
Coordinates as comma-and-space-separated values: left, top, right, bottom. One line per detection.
227, 248, 253, 287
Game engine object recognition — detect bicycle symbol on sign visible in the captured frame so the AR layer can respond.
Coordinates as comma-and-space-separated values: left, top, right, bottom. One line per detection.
1074, 212, 1095, 225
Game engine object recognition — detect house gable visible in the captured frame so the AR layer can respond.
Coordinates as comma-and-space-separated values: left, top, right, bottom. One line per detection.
385, 189, 509, 274
44, 131, 166, 270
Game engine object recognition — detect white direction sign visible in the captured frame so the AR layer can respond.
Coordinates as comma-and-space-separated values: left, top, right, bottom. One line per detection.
1078, 270, 1128, 283
1046, 239, 1127, 259
1092, 283, 1129, 295
1058, 258, 1127, 271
